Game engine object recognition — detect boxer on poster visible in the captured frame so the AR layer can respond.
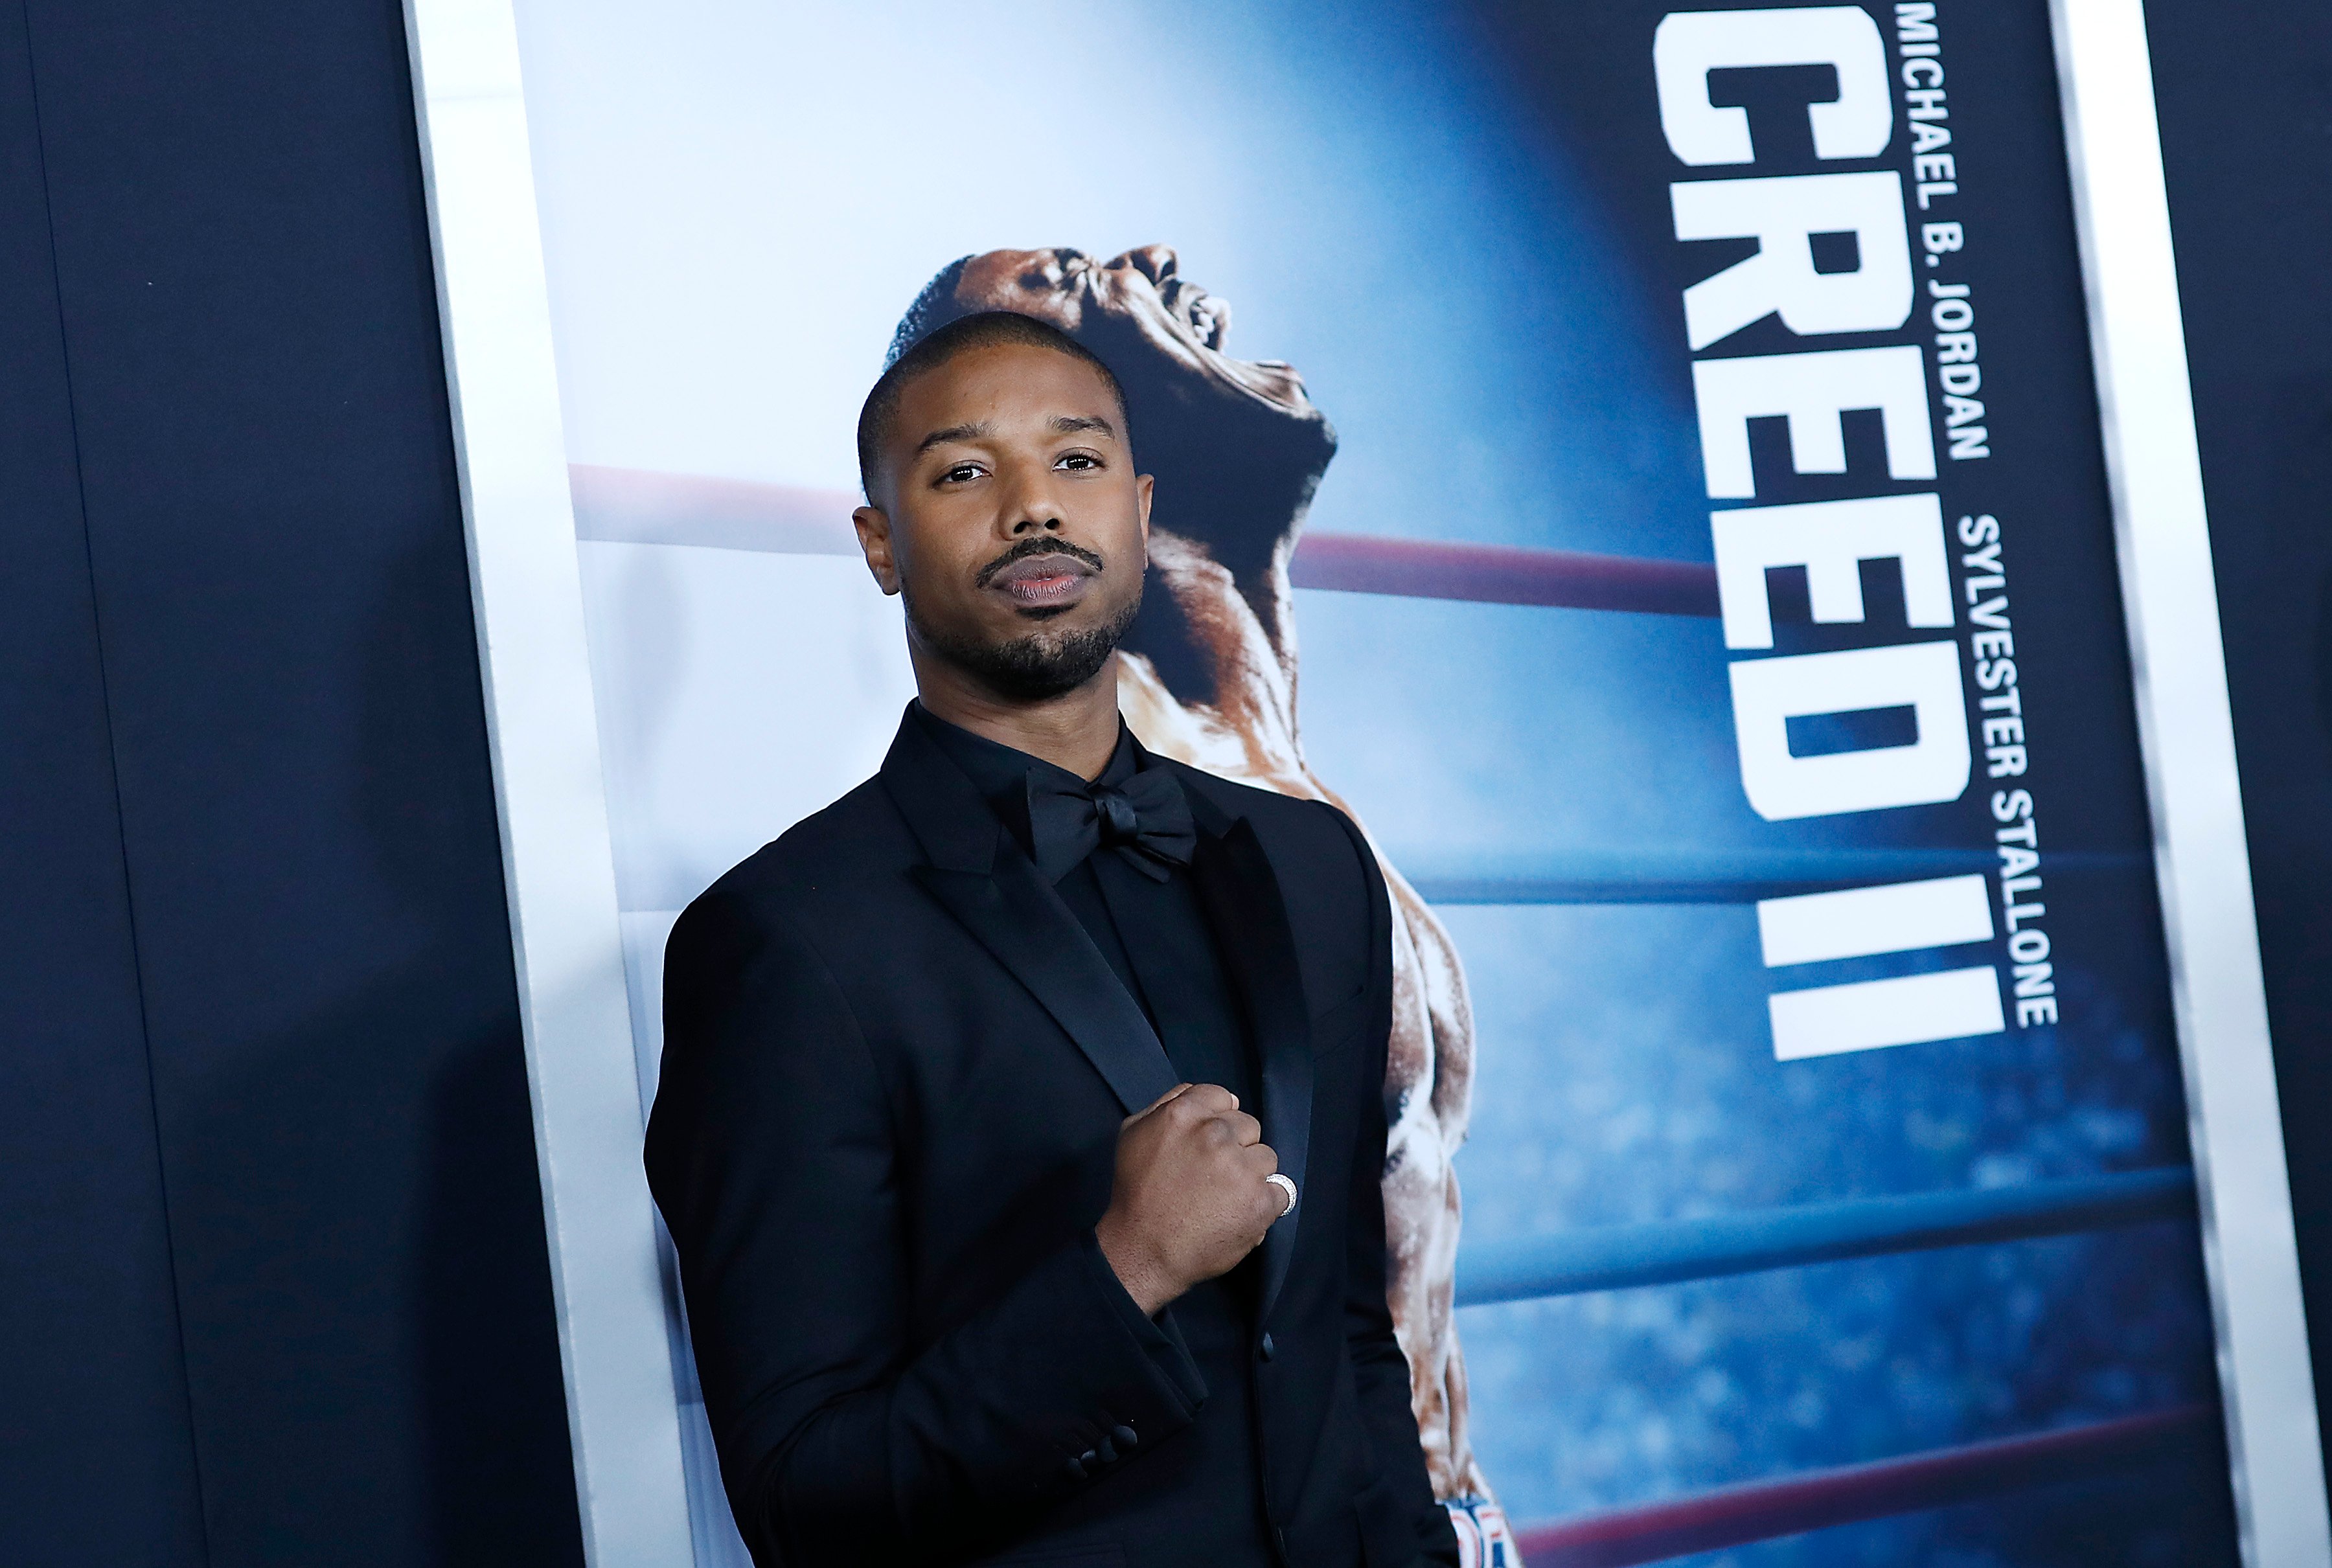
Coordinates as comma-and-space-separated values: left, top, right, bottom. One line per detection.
648, 311, 1461, 1566
887, 247, 1509, 1560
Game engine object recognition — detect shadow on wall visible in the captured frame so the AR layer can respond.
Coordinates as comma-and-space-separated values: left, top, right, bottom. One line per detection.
419, 1014, 587, 1563
375, 532, 591, 1567
154, 534, 585, 1567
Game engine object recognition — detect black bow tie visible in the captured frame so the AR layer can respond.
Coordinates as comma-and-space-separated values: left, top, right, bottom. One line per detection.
1025, 767, 1198, 883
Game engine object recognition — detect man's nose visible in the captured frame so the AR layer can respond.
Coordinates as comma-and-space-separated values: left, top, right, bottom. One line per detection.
1115, 245, 1177, 284
1000, 469, 1068, 536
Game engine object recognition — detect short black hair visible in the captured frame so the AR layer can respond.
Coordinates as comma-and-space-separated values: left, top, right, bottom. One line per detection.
856, 308, 1130, 502
885, 256, 972, 369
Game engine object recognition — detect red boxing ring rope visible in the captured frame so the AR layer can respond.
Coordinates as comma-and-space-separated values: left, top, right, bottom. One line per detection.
1514, 1403, 2219, 1567
566, 465, 1724, 617
1288, 532, 1719, 617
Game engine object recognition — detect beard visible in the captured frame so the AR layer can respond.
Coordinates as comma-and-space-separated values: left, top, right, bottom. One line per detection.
902, 573, 1144, 703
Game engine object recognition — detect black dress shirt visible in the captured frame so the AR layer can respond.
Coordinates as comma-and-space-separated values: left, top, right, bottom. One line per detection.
913, 703, 1274, 1567
911, 703, 1256, 1104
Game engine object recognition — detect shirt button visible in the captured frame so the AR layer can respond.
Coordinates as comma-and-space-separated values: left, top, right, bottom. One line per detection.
1259, 1332, 1276, 1361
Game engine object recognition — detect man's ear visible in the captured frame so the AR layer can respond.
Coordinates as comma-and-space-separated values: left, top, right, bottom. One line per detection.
1135, 473, 1154, 562
852, 505, 902, 595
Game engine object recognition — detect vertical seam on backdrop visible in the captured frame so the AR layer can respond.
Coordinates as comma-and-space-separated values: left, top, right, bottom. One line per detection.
15, 3, 218, 1560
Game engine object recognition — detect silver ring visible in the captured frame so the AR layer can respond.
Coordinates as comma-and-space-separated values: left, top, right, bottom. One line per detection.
1266, 1173, 1299, 1218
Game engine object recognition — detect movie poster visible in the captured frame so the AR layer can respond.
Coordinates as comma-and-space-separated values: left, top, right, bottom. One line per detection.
508, 1, 2238, 1560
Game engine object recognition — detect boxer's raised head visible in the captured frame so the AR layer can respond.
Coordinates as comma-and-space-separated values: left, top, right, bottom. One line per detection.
890, 248, 1337, 584
852, 311, 1151, 705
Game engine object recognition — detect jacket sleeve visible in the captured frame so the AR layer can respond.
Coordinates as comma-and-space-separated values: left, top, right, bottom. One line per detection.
646, 885, 1207, 1567
1323, 808, 1464, 1568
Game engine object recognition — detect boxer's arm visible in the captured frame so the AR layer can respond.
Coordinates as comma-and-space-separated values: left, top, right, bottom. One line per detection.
1323, 808, 1464, 1568
648, 887, 1204, 1567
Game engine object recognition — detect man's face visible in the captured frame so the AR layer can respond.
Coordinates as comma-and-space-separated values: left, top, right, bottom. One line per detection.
854, 342, 1152, 702
954, 247, 1318, 428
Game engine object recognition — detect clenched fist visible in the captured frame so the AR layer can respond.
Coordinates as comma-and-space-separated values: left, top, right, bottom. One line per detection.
1095, 1082, 1290, 1316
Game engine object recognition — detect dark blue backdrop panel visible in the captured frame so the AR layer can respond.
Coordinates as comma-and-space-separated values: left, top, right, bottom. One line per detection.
16, 0, 581, 1562
2148, 0, 2332, 1459
0, 2, 207, 1560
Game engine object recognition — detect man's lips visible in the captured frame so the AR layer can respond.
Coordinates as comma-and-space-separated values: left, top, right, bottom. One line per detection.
985, 552, 1097, 608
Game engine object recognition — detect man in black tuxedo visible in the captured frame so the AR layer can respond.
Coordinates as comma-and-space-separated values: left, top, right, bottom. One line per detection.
646, 310, 1461, 1568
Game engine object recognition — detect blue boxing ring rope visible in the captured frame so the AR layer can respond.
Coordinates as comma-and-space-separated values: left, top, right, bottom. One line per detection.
1452, 1166, 2195, 1306
1399, 845, 2143, 905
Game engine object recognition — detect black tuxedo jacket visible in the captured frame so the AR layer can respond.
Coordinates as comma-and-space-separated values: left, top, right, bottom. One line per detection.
647, 711, 1461, 1568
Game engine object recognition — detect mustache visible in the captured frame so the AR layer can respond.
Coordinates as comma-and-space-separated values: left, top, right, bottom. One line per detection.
973, 536, 1107, 587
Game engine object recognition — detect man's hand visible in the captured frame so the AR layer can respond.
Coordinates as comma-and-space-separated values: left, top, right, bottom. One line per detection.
1095, 1083, 1287, 1317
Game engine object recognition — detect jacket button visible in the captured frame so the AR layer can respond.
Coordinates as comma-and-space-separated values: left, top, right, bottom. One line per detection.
1113, 1424, 1139, 1449
1064, 1456, 1087, 1481
1258, 1332, 1276, 1361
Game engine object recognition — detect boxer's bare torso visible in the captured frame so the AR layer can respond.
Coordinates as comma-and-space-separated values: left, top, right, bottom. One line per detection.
908, 246, 1513, 1556
1117, 532, 1489, 1506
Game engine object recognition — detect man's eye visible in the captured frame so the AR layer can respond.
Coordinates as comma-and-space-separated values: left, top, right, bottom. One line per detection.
943, 464, 982, 483
1057, 453, 1099, 470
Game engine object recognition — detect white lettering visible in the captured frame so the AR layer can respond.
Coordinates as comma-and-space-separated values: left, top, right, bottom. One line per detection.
1672, 172, 1914, 349
1693, 346, 1938, 498
1711, 492, 1955, 649
1729, 641, 1971, 819
1770, 966, 2005, 1059
1654, 6, 1893, 166
1758, 874, 1995, 967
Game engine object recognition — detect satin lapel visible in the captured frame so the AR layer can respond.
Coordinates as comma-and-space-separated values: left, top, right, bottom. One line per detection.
911, 851, 1180, 1117
1187, 812, 1314, 1324
883, 707, 1179, 1117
